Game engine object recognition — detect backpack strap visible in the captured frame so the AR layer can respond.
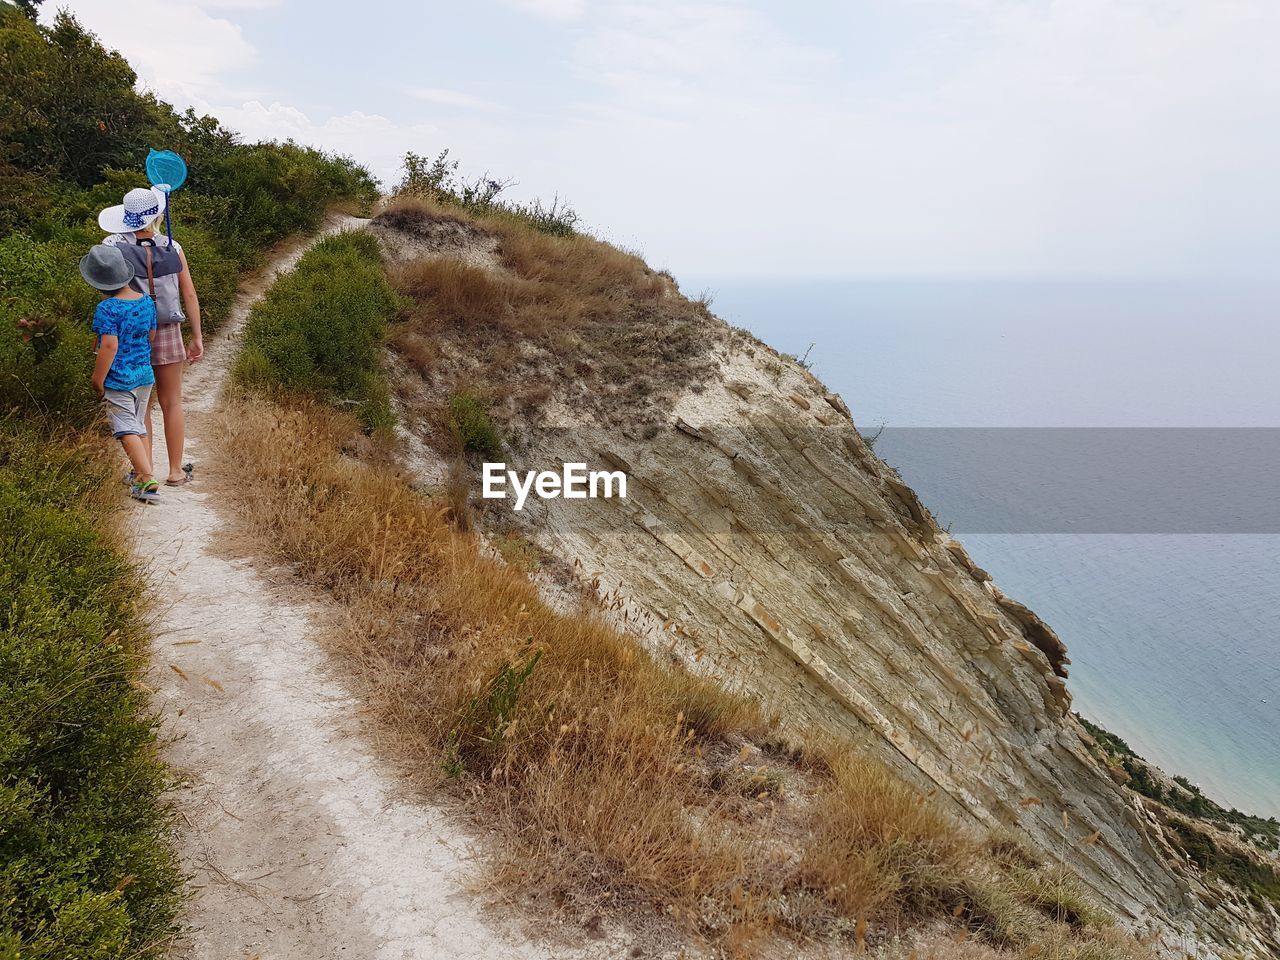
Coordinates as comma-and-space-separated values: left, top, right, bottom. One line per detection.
137, 237, 157, 299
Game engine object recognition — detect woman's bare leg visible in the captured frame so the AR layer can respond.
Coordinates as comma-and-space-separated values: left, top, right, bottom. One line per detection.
153, 361, 187, 482
144, 391, 156, 464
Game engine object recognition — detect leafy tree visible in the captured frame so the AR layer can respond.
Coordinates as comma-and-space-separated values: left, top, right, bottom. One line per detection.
0, 8, 150, 184
1, 0, 43, 20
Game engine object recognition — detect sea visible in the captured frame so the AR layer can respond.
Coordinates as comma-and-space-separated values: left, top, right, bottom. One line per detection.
682, 276, 1280, 819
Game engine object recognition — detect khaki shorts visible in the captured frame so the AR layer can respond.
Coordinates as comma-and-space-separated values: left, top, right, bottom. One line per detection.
104, 384, 151, 439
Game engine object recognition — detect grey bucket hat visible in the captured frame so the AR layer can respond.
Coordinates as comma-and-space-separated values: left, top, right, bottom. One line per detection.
79, 244, 137, 291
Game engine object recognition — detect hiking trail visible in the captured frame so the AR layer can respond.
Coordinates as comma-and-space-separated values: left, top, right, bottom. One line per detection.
127, 216, 607, 960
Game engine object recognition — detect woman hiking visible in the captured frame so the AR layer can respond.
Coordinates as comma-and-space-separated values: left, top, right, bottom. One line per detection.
100, 187, 204, 486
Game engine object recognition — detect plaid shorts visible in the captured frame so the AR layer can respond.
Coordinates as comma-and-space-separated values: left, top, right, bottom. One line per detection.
152, 321, 185, 366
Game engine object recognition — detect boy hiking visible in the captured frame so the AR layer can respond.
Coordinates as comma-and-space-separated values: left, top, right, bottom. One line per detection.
81, 244, 160, 504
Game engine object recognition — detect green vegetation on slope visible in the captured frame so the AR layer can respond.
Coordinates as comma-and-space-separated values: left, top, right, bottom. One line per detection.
0, 8, 378, 954
0, 5, 376, 424
1078, 715, 1280, 916
233, 231, 397, 432
1165, 819, 1280, 913
446, 391, 503, 458
1077, 715, 1280, 852
0, 421, 180, 957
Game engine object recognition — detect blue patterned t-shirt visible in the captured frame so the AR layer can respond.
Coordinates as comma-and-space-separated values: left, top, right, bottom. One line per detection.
93, 295, 157, 391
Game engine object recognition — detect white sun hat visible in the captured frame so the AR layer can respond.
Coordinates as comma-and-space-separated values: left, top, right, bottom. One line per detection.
98, 186, 169, 234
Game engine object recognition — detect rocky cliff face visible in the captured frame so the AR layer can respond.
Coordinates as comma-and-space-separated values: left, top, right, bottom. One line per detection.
372, 212, 1264, 958
509, 344, 1196, 922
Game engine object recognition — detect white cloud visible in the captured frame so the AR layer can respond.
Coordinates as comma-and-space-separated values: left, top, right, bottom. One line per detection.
42, 0, 1280, 276
43, 1, 259, 98
573, 0, 834, 114
538, 0, 1280, 276
40, 1, 437, 185
190, 100, 441, 185
509, 0, 586, 21
407, 87, 502, 111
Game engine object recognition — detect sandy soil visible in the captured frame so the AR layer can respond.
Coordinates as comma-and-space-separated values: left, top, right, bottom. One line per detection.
125, 216, 615, 960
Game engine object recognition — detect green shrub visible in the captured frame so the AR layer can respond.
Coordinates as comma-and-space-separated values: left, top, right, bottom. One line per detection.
0, 232, 99, 420
165, 222, 239, 338
0, 8, 151, 187
398, 149, 578, 237
447, 391, 503, 458
493, 532, 540, 572
354, 370, 396, 434
452, 643, 543, 771
1166, 819, 1280, 911
235, 231, 396, 431
187, 140, 376, 246
0, 419, 180, 957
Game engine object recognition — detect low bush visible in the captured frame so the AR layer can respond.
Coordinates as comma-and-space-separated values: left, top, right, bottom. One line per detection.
0, 419, 179, 957
0, 231, 100, 418
1166, 819, 1280, 911
492, 532, 540, 572
182, 139, 376, 253
234, 231, 396, 432
447, 391, 502, 458
397, 149, 578, 236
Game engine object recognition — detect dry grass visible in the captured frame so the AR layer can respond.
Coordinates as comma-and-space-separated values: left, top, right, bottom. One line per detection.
804, 749, 973, 920
396, 257, 519, 331
213, 398, 774, 926
878, 924, 1160, 960
211, 395, 1157, 958
378, 196, 720, 428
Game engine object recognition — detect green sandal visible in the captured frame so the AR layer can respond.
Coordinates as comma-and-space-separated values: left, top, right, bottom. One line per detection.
130, 479, 160, 504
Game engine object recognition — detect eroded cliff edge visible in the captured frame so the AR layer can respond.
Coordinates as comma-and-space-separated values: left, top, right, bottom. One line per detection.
373, 208, 1274, 957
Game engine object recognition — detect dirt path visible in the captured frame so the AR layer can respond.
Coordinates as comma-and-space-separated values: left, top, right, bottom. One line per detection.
126, 216, 606, 960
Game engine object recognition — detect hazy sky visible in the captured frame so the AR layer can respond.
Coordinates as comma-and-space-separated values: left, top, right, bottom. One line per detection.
47, 0, 1280, 278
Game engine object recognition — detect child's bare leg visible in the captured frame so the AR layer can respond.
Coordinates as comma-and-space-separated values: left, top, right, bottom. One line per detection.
119, 435, 154, 483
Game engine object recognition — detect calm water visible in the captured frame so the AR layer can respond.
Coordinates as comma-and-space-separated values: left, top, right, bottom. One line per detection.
685, 277, 1280, 818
